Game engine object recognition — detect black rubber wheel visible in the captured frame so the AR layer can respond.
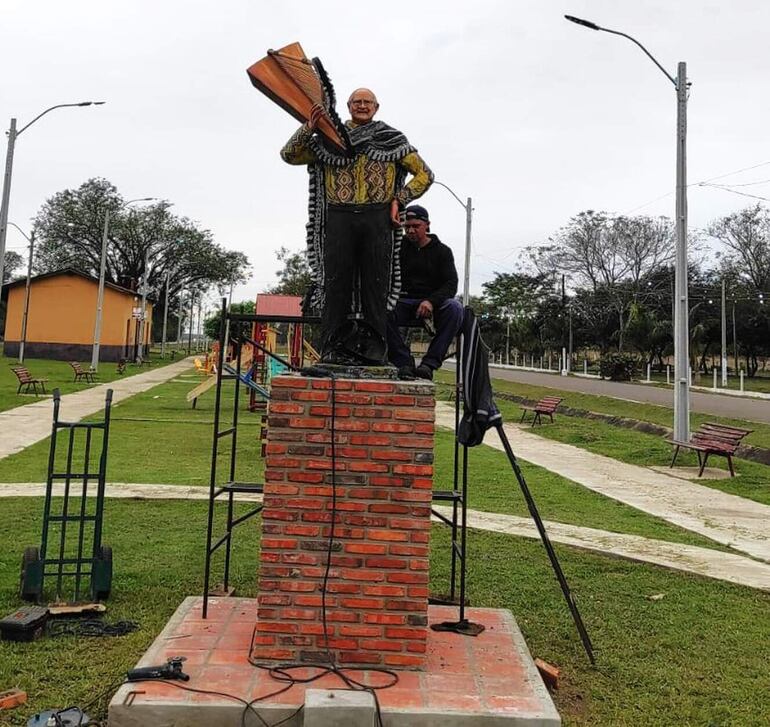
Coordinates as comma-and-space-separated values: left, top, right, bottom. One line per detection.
92, 545, 112, 600
20, 546, 41, 602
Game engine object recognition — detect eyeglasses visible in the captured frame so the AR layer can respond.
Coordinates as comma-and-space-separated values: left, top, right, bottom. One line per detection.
350, 100, 375, 107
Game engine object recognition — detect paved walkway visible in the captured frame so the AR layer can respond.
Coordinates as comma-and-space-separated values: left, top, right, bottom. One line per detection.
0, 358, 196, 460
435, 402, 770, 563
445, 362, 770, 424
3, 481, 768, 592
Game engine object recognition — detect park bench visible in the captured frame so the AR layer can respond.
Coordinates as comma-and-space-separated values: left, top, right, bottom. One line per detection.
519, 396, 563, 426
666, 422, 752, 477
10, 366, 48, 395
69, 361, 96, 383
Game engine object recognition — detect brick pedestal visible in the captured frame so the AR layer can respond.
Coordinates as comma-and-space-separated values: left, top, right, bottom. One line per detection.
254, 374, 435, 669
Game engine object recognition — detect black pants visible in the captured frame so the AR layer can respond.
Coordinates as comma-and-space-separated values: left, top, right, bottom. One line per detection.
322, 203, 392, 364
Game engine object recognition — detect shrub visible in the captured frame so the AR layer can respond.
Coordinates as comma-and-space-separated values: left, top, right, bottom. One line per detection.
599, 352, 639, 381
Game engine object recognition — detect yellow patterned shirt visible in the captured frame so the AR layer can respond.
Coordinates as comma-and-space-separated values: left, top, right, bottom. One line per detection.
281, 124, 433, 206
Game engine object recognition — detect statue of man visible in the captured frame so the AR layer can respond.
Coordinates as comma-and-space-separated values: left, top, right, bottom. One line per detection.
281, 88, 433, 365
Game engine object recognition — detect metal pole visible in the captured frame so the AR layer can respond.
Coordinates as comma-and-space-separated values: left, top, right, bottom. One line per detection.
19, 230, 34, 363
673, 62, 690, 443
177, 288, 184, 346
91, 210, 110, 371
0, 118, 18, 290
187, 293, 194, 353
197, 298, 203, 351
161, 272, 170, 357
732, 303, 738, 373
137, 248, 149, 362
721, 279, 727, 385
223, 281, 234, 351
506, 317, 510, 365
568, 305, 573, 372
463, 197, 472, 305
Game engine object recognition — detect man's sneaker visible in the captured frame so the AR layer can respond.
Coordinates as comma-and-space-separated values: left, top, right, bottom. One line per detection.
414, 364, 434, 380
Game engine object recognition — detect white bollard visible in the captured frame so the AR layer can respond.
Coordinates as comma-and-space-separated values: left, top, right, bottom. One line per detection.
561, 347, 568, 376
584, 359, 588, 375
713, 368, 717, 390
689, 367, 692, 386
548, 353, 552, 370
740, 370, 744, 392
666, 365, 670, 385
646, 363, 651, 383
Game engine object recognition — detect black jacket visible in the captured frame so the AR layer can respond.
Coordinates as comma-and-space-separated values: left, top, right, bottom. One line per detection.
399, 234, 458, 308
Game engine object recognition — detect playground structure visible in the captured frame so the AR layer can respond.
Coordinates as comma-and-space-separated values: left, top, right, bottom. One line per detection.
186, 295, 318, 409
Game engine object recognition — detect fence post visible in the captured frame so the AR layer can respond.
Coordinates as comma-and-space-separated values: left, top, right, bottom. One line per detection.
646, 363, 651, 383
713, 368, 717, 391
666, 365, 670, 385
740, 370, 744, 392
584, 359, 588, 375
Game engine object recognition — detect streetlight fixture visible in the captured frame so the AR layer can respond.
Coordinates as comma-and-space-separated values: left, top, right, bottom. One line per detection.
91, 197, 156, 370
0, 101, 106, 292
432, 180, 473, 305
565, 14, 691, 442
7, 222, 34, 363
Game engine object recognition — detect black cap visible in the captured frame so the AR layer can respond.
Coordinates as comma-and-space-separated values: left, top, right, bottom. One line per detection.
405, 205, 429, 223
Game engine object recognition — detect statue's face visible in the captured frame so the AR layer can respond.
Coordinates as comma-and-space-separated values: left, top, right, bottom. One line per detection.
347, 89, 379, 124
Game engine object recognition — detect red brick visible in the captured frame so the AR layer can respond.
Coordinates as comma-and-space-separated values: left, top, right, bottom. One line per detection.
264, 484, 301, 496
304, 486, 334, 496
287, 444, 325, 455
365, 557, 408, 569
407, 641, 427, 653
392, 464, 433, 476
349, 434, 392, 446
287, 472, 325, 484
368, 529, 409, 542
385, 600, 425, 611
338, 651, 383, 664
385, 627, 427, 640
347, 488, 390, 500
389, 545, 429, 557
335, 501, 367, 512
339, 625, 382, 637
264, 469, 285, 482
285, 497, 325, 509
359, 639, 403, 652
293, 595, 324, 607
333, 446, 368, 459
386, 572, 429, 584
392, 490, 433, 502
415, 396, 435, 407
264, 443, 288, 454
339, 597, 386, 609
289, 417, 326, 429
285, 524, 321, 537
252, 635, 276, 646
411, 478, 433, 489
307, 432, 348, 443
299, 623, 328, 635
344, 515, 388, 528
343, 543, 387, 555
348, 461, 388, 473
262, 510, 299, 522
326, 582, 362, 594
282, 608, 318, 620
362, 585, 406, 597
309, 405, 351, 417
364, 613, 406, 625
260, 552, 281, 562
388, 518, 430, 530
369, 476, 407, 487
259, 595, 291, 606
292, 391, 330, 402
252, 648, 294, 660
270, 402, 305, 414
306, 460, 337, 471
372, 422, 413, 433
278, 581, 318, 593
369, 503, 410, 514
353, 381, 396, 392
329, 555, 363, 567
407, 586, 430, 598
334, 420, 370, 432
319, 638, 358, 650
410, 559, 429, 571
335, 393, 373, 405
371, 450, 412, 462
410, 531, 430, 543
257, 622, 299, 633
340, 568, 385, 582
414, 423, 434, 434
394, 408, 434, 422
261, 538, 298, 549
282, 553, 319, 565
311, 379, 353, 390
272, 377, 310, 389
327, 611, 360, 623
394, 437, 434, 448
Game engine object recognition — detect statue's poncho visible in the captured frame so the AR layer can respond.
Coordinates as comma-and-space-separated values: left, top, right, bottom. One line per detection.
302, 121, 416, 316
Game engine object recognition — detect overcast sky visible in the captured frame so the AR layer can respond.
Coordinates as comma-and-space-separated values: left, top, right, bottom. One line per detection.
2, 0, 769, 310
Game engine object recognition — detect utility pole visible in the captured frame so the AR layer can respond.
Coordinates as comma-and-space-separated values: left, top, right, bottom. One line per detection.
732, 303, 738, 373
18, 230, 34, 363
137, 248, 149, 362
187, 292, 194, 353
161, 271, 170, 357
197, 298, 203, 351
721, 279, 727, 386
0, 118, 18, 291
463, 197, 472, 305
177, 288, 184, 347
91, 210, 110, 371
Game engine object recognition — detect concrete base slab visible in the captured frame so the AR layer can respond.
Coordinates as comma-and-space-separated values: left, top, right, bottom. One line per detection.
109, 596, 560, 727
304, 689, 375, 727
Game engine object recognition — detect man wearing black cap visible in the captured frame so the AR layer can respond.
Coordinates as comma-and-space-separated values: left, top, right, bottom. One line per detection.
386, 205, 464, 379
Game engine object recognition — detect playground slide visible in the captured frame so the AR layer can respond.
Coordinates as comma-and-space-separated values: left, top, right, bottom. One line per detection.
223, 364, 270, 400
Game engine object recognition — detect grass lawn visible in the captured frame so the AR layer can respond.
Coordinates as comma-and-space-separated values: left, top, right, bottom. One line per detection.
481, 393, 770, 507
0, 353, 179, 414
0, 369, 725, 551
0, 498, 767, 726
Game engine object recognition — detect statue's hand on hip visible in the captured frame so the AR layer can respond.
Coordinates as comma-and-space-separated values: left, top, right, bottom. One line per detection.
390, 199, 401, 228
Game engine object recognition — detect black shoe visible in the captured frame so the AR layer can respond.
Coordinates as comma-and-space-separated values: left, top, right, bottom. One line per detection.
398, 365, 417, 380
415, 364, 434, 380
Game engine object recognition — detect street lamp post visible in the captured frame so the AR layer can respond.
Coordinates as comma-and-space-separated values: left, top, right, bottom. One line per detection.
565, 14, 691, 442
432, 181, 473, 305
161, 271, 170, 358
91, 197, 155, 370
7, 222, 34, 363
0, 101, 105, 291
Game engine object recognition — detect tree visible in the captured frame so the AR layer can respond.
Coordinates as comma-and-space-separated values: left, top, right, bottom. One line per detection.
269, 247, 311, 297
709, 204, 770, 290
2, 250, 23, 284
203, 301, 256, 341
32, 178, 250, 308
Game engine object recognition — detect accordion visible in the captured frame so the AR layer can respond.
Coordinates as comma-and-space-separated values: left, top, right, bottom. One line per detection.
247, 42, 351, 154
